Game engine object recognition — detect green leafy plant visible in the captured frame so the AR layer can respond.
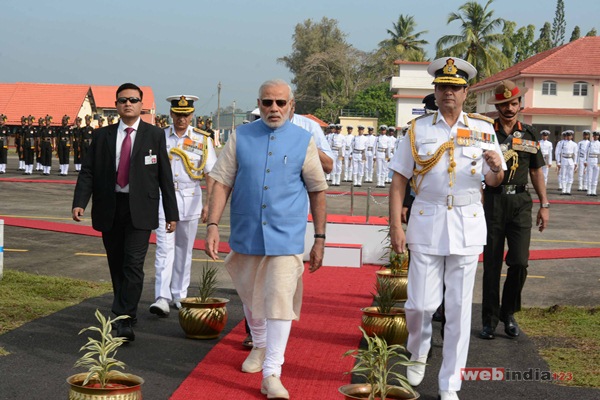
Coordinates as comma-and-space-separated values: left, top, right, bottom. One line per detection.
373, 276, 398, 314
343, 326, 418, 399
74, 309, 130, 388
379, 223, 409, 274
196, 264, 219, 303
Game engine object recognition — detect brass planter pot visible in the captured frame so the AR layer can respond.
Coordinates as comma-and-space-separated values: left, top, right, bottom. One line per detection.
67, 373, 143, 400
178, 297, 229, 339
361, 306, 408, 346
339, 384, 419, 399
376, 269, 408, 302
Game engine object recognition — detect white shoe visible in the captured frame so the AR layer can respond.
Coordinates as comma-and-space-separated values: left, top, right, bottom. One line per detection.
172, 300, 182, 310
149, 298, 170, 317
261, 374, 289, 399
407, 355, 427, 386
241, 347, 266, 373
438, 390, 459, 400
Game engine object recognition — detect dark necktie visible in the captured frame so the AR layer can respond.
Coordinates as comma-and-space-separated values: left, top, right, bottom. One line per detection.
117, 127, 134, 187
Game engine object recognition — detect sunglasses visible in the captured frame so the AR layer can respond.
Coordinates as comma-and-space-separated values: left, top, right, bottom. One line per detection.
260, 99, 289, 107
116, 97, 142, 104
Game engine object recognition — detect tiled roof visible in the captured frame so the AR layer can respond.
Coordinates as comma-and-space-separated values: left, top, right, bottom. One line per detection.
302, 114, 328, 127
0, 82, 90, 125
472, 36, 600, 89
91, 85, 155, 110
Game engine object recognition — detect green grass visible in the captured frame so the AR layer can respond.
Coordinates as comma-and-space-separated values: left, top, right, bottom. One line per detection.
0, 270, 111, 355
519, 305, 600, 388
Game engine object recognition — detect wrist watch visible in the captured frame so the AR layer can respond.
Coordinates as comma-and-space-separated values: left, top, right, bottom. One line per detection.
540, 203, 550, 208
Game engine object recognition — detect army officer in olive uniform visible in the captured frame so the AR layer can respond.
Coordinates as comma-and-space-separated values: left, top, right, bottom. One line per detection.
480, 80, 549, 341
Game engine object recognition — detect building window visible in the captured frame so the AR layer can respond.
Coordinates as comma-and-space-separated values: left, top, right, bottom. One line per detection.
542, 81, 557, 95
573, 82, 588, 96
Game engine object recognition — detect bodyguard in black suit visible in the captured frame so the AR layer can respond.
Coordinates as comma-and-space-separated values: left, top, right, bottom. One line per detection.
72, 83, 179, 341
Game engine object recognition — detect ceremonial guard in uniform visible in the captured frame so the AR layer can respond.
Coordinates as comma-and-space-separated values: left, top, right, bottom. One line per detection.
22, 116, 37, 175
351, 125, 367, 186
80, 115, 94, 164
558, 130, 577, 195
36, 117, 45, 171
39, 115, 56, 175
577, 130, 591, 191
343, 124, 354, 182
389, 57, 505, 400
15, 116, 27, 171
585, 131, 600, 196
149, 95, 217, 316
328, 122, 345, 186
0, 114, 8, 173
480, 80, 549, 342
72, 117, 82, 171
375, 125, 390, 188
538, 130, 553, 185
364, 126, 377, 182
57, 115, 72, 176
554, 131, 567, 191
324, 124, 335, 181
386, 126, 397, 183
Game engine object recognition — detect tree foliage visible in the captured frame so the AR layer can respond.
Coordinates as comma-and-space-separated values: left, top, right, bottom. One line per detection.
535, 22, 553, 53
379, 15, 428, 60
436, 0, 508, 81
278, 17, 349, 113
570, 26, 581, 42
346, 83, 396, 127
502, 21, 536, 64
551, 0, 566, 46
585, 27, 597, 37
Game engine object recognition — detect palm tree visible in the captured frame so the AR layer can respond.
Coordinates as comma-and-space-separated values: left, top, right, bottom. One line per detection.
435, 0, 508, 81
379, 14, 428, 60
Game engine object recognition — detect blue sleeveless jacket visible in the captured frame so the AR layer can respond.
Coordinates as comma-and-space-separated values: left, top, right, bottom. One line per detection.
230, 119, 312, 255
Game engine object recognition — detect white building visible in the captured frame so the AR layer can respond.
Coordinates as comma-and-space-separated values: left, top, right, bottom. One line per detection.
389, 61, 434, 128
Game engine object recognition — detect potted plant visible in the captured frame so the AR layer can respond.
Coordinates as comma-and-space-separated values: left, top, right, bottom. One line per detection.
178, 264, 229, 339
361, 276, 408, 346
376, 249, 409, 302
339, 327, 420, 399
66, 309, 144, 399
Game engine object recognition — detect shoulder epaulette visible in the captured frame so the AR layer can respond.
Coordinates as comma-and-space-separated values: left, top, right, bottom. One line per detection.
193, 127, 211, 137
410, 114, 431, 123
467, 113, 494, 124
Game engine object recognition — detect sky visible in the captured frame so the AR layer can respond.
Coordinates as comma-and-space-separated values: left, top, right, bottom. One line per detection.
1, 0, 597, 117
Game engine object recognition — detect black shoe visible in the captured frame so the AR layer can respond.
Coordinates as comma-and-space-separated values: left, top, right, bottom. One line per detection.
479, 325, 496, 340
503, 315, 520, 338
115, 319, 135, 341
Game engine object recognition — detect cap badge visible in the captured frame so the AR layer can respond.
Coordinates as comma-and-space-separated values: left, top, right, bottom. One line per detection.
503, 88, 513, 99
443, 58, 458, 75
178, 96, 188, 107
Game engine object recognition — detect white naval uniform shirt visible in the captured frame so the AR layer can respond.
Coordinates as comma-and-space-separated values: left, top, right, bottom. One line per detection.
343, 134, 354, 157
560, 140, 578, 166
329, 132, 345, 159
365, 134, 377, 156
539, 139, 553, 165
375, 135, 389, 158
586, 140, 600, 165
578, 139, 590, 160
389, 111, 506, 256
163, 125, 217, 221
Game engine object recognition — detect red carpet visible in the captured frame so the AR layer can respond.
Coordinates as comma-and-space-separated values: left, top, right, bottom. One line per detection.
170, 264, 379, 400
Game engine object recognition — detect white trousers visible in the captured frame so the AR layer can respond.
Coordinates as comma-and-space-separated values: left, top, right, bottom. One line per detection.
578, 160, 588, 188
245, 304, 292, 378
154, 217, 199, 301
541, 165, 549, 185
405, 251, 479, 392
365, 152, 375, 180
376, 155, 387, 185
561, 163, 575, 191
343, 156, 352, 180
588, 161, 599, 194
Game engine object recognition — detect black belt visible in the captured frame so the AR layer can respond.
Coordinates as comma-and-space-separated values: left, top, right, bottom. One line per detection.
485, 184, 528, 195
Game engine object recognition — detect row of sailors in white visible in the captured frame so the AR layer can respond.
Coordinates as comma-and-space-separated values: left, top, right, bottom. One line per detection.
555, 130, 578, 194
325, 124, 398, 187
582, 131, 600, 195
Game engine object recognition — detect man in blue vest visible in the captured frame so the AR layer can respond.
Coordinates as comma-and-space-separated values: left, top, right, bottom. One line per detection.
205, 79, 327, 399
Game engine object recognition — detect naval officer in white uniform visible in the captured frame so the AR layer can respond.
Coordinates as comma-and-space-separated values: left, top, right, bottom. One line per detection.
388, 57, 506, 400
150, 95, 217, 316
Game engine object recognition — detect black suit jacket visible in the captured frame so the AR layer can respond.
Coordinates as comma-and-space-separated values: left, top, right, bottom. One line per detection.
72, 120, 179, 232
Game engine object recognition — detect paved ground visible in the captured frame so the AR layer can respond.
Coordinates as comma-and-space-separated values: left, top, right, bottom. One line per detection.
0, 152, 599, 399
